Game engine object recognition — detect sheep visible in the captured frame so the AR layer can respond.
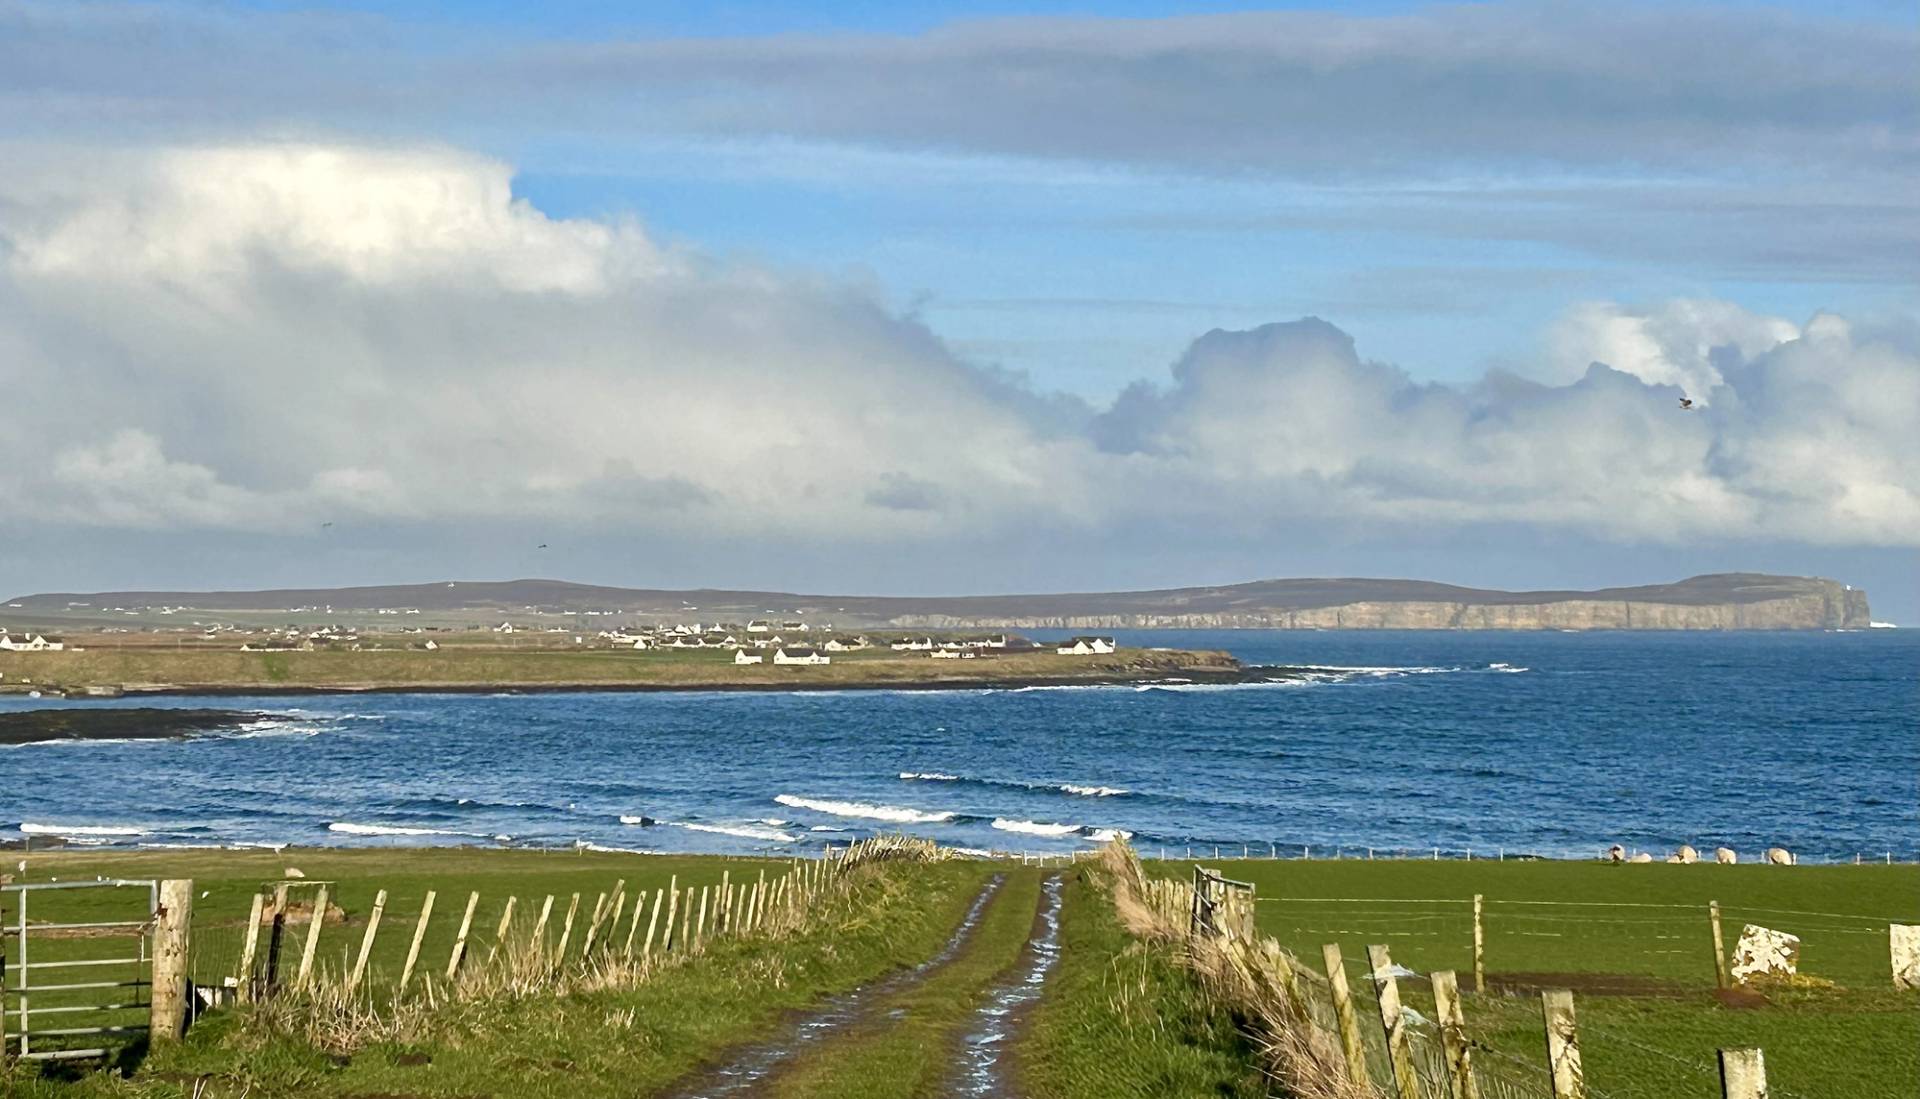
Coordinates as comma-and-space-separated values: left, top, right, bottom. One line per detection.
1607, 844, 1626, 863
1629, 852, 1654, 863
1766, 847, 1795, 866
1716, 847, 1738, 864
1675, 845, 1700, 864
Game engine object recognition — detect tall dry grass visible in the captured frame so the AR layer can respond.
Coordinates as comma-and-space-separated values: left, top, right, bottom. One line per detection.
1097, 841, 1381, 1099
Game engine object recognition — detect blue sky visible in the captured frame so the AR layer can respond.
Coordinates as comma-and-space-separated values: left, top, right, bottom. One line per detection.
1, 1, 1916, 616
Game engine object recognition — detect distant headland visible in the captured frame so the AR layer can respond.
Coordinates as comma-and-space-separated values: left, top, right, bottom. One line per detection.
4, 571, 1871, 632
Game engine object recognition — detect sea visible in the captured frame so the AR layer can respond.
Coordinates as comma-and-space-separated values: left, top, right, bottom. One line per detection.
3, 630, 1914, 862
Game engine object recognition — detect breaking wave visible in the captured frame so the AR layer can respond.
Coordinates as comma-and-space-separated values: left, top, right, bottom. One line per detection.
20, 822, 148, 837
774, 794, 956, 823
668, 821, 798, 843
991, 818, 1080, 837
328, 821, 510, 841
897, 773, 1129, 798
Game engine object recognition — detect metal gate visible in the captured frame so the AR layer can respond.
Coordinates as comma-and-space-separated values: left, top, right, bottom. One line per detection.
2, 879, 158, 1061
1190, 865, 1256, 940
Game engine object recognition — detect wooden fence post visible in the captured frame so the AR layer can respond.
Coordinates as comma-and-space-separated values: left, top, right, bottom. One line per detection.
348, 889, 388, 994
719, 872, 732, 934
149, 879, 192, 1043
1322, 943, 1369, 1087
235, 891, 265, 1002
643, 887, 664, 956
1718, 1048, 1767, 1098
530, 894, 555, 952
1472, 894, 1486, 993
488, 896, 518, 963
662, 886, 680, 952
1541, 989, 1586, 1099
399, 890, 436, 989
555, 893, 581, 961
1432, 969, 1482, 1099
265, 882, 291, 990
297, 884, 329, 987
1709, 901, 1729, 989
1367, 944, 1422, 1099
678, 887, 692, 950
446, 891, 480, 980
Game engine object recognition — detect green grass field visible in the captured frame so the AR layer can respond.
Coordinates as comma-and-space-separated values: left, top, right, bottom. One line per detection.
1144, 856, 1920, 1098
7, 849, 1915, 1097
0, 644, 1226, 694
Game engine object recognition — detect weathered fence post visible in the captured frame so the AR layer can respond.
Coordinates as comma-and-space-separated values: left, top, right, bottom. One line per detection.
1541, 989, 1586, 1099
264, 882, 291, 990
1718, 1048, 1767, 1099
555, 893, 581, 961
348, 889, 388, 995
488, 896, 518, 963
1322, 943, 1369, 1087
1892, 923, 1920, 989
641, 888, 664, 957
399, 890, 436, 989
1472, 894, 1486, 993
1367, 944, 1422, 1099
695, 887, 711, 950
1432, 969, 1482, 1099
530, 894, 555, 952
150, 879, 192, 1043
446, 891, 480, 980
235, 891, 265, 1002
661, 886, 680, 952
1709, 901, 1730, 989
297, 884, 329, 987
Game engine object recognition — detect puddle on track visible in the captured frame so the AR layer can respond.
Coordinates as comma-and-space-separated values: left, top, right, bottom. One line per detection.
949, 873, 1065, 1098
665, 873, 1008, 1099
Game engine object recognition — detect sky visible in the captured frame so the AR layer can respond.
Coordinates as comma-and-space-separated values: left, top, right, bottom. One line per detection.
1, 0, 1916, 619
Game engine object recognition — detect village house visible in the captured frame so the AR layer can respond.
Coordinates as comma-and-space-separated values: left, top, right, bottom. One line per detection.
734, 649, 764, 665
0, 631, 67, 652
772, 646, 830, 666
929, 649, 978, 660
1056, 636, 1117, 655
821, 636, 868, 653
891, 637, 937, 651
746, 620, 772, 634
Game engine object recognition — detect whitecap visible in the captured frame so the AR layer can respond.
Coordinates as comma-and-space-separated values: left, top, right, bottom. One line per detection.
775, 794, 955, 823
1086, 827, 1134, 843
1059, 783, 1128, 797
900, 771, 961, 781
327, 821, 502, 840
992, 818, 1080, 837
21, 822, 148, 837
668, 821, 798, 843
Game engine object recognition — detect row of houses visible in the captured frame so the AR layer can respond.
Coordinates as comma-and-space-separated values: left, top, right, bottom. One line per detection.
733, 646, 832, 666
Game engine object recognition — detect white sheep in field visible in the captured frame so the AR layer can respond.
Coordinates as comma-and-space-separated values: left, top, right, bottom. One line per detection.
1607, 844, 1626, 863
1767, 847, 1796, 866
1716, 847, 1738, 864
1674, 845, 1700, 864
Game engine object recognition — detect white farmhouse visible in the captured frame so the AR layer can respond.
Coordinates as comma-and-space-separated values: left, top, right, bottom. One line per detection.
0, 632, 66, 652
734, 650, 764, 665
1056, 636, 1117, 655
772, 646, 830, 666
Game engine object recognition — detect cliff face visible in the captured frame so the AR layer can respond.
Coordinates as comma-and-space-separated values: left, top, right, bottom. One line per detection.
885, 582, 1871, 631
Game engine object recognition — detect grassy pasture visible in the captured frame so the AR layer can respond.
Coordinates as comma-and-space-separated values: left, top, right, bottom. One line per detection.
1145, 856, 1920, 1098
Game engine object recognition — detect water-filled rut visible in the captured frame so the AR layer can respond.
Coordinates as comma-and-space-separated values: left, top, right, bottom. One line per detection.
658, 873, 1007, 1098
947, 873, 1066, 1097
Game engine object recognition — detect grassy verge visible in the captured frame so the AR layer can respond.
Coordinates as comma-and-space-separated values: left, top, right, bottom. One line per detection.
1143, 857, 1920, 1099
764, 869, 1044, 1098
1017, 866, 1267, 1099
5, 849, 997, 1098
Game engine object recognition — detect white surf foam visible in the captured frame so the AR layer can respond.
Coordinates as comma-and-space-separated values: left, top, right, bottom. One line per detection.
21, 822, 148, 837
992, 818, 1080, 837
327, 821, 509, 841
574, 841, 657, 855
618, 814, 653, 826
1086, 827, 1134, 843
669, 822, 798, 843
775, 794, 955, 823
1059, 783, 1128, 797
900, 771, 961, 781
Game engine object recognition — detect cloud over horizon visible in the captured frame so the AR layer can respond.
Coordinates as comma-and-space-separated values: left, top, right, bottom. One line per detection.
3, 141, 1915, 569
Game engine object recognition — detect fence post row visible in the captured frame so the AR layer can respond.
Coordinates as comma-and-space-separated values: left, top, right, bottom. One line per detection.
1367, 943, 1422, 1099
1542, 989, 1586, 1099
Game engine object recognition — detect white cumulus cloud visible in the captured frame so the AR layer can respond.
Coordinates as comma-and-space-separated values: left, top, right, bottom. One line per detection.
0, 141, 1914, 558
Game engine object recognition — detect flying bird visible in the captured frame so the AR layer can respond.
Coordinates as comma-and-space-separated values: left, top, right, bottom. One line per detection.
321, 521, 334, 528
537, 543, 548, 549
1678, 397, 1695, 410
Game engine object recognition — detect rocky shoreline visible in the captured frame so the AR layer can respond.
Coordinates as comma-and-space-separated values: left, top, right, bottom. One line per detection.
0, 707, 266, 746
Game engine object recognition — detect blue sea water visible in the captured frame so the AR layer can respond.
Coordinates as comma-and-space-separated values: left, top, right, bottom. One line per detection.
3, 631, 1914, 861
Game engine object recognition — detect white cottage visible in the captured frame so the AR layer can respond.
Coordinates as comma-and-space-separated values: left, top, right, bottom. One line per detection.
772, 646, 830, 666
1056, 636, 1117, 655
734, 650, 764, 665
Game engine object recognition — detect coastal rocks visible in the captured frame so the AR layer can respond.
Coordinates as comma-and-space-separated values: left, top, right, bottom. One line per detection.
1767, 847, 1796, 866
1730, 924, 1800, 984
1891, 925, 1920, 991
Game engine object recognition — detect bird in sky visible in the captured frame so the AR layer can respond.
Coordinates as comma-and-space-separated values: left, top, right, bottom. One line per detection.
1678, 397, 1695, 410
321, 521, 334, 528
537, 543, 548, 549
